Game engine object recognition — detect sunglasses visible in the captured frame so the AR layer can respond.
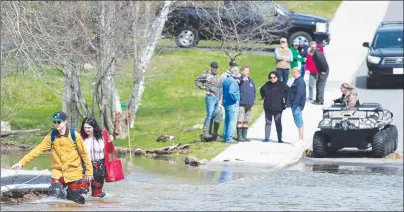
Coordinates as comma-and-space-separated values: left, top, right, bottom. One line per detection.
53, 121, 62, 124
270, 76, 277, 79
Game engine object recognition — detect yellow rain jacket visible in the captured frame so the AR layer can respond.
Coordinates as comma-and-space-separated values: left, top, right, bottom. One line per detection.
19, 128, 93, 183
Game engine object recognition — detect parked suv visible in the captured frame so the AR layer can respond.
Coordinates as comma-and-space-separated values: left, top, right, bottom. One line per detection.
159, 1, 330, 48
362, 21, 404, 89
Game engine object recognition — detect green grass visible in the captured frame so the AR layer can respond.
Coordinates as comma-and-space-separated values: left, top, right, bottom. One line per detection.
1, 48, 274, 160
277, 1, 342, 21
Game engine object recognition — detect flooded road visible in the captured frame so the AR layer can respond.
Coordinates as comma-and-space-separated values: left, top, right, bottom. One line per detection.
1, 154, 403, 211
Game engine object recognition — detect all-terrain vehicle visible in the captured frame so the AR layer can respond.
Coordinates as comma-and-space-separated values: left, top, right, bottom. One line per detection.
313, 102, 398, 158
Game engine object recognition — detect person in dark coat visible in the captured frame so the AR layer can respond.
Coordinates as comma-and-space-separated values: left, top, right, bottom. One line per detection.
236, 66, 256, 142
259, 71, 289, 143
286, 67, 306, 144
308, 47, 329, 105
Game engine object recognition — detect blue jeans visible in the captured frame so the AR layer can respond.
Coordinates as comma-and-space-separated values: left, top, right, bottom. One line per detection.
276, 68, 290, 84
291, 106, 304, 128
205, 95, 219, 123
308, 73, 317, 100
301, 64, 306, 76
223, 104, 239, 141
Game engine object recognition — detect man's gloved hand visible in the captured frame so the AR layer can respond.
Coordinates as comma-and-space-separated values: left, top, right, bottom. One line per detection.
11, 163, 22, 170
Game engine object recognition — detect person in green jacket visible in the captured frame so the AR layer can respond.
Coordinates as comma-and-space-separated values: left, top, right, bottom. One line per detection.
290, 40, 306, 70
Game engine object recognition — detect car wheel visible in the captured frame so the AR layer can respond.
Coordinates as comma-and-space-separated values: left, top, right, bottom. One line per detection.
371, 129, 388, 158
313, 131, 329, 158
288, 31, 312, 46
175, 26, 199, 48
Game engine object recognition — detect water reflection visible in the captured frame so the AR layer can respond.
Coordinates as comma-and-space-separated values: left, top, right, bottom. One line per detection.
218, 164, 233, 184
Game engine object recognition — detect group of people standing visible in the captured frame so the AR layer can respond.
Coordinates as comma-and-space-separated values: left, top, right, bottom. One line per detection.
11, 112, 119, 204
275, 37, 329, 105
195, 60, 256, 143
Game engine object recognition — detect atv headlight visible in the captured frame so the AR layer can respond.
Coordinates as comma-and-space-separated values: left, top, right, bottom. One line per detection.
319, 118, 332, 127
367, 55, 381, 64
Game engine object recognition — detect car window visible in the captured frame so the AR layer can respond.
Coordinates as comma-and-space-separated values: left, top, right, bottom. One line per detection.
373, 31, 404, 48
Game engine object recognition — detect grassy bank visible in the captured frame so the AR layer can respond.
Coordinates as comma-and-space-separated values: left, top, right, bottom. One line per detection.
1, 48, 274, 160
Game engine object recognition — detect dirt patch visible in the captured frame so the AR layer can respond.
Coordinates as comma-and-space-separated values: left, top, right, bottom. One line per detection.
385, 152, 403, 160
1, 191, 47, 204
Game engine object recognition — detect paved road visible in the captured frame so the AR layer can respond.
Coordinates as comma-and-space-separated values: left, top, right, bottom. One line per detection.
352, 1, 404, 153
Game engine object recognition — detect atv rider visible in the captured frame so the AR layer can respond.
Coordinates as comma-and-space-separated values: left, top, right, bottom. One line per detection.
334, 82, 360, 108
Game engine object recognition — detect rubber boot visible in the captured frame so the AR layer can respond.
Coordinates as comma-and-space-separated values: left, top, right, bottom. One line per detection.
212, 122, 220, 140
242, 127, 251, 141
209, 118, 214, 135
237, 127, 246, 142
203, 122, 213, 139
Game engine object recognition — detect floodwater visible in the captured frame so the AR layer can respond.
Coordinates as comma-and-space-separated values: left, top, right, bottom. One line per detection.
1, 154, 403, 211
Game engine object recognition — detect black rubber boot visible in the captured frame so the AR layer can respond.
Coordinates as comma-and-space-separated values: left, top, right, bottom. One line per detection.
212, 122, 220, 139
242, 127, 251, 141
66, 188, 85, 204
203, 122, 213, 139
48, 183, 66, 199
237, 127, 246, 142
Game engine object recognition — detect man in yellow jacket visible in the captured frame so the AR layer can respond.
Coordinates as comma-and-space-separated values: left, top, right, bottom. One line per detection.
11, 111, 93, 204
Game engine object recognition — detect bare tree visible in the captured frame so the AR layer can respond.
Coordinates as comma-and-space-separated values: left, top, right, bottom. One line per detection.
122, 1, 175, 136
1, 1, 91, 129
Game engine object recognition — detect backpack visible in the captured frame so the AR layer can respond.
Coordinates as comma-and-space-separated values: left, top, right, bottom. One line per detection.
50, 128, 84, 165
51, 128, 77, 149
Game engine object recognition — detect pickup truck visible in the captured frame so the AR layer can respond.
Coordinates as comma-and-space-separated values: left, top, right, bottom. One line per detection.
160, 1, 331, 48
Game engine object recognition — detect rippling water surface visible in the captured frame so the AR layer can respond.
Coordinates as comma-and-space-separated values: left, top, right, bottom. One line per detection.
1, 154, 403, 211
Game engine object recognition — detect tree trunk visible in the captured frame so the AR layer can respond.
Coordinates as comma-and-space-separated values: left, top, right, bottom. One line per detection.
94, 1, 118, 134
126, 1, 174, 130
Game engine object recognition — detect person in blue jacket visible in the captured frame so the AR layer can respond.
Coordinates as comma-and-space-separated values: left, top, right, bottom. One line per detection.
236, 66, 256, 142
286, 67, 306, 144
222, 66, 241, 143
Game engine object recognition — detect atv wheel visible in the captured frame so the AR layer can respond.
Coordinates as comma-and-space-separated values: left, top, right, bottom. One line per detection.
371, 129, 388, 158
313, 131, 329, 158
387, 125, 398, 152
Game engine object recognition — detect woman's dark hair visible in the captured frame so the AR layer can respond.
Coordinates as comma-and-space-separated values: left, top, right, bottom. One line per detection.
80, 116, 103, 140
268, 71, 279, 80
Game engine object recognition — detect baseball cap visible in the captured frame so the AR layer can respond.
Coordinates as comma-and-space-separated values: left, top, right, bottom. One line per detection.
293, 39, 300, 45
229, 60, 237, 67
210, 61, 218, 68
52, 111, 67, 121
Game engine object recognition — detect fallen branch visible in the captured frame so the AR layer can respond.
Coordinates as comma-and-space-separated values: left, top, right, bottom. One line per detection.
145, 143, 190, 155
1, 129, 41, 137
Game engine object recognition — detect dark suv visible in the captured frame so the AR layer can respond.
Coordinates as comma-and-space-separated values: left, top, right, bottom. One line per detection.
363, 21, 404, 88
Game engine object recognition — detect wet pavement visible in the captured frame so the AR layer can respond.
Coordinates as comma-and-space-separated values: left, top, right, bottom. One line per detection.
1, 154, 403, 211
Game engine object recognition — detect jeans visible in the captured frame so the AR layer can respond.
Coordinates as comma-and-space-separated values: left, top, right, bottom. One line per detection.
276, 68, 290, 84
223, 104, 239, 141
308, 73, 317, 100
204, 95, 219, 123
316, 72, 329, 103
300, 64, 306, 76
264, 109, 283, 141
291, 106, 304, 128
